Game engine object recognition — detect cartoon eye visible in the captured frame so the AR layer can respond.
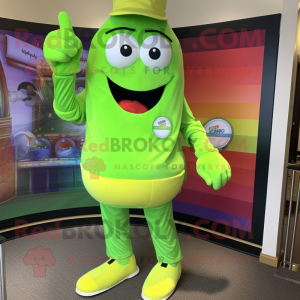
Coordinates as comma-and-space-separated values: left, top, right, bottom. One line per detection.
140, 35, 172, 70
106, 33, 139, 69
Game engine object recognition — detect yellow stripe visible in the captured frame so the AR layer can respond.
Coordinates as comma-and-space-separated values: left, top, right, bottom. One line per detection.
197, 118, 259, 137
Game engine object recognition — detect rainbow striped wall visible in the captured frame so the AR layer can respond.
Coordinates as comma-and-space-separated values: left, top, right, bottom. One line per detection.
173, 30, 266, 232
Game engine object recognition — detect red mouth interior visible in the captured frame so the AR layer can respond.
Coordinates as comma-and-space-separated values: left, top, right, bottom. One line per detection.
118, 100, 148, 114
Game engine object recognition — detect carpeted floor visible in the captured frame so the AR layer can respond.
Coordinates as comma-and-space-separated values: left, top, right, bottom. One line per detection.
1, 225, 300, 300
1, 165, 299, 299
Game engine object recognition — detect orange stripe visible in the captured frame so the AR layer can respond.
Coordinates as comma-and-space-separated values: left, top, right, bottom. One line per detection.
184, 85, 262, 103
188, 102, 260, 119
182, 177, 254, 204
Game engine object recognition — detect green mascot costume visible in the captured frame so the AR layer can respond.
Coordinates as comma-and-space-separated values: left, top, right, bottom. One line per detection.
43, 0, 231, 299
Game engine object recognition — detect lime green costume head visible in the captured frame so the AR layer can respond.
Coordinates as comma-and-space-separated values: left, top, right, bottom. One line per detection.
86, 1, 183, 118
89, 0, 181, 106
87, 14, 183, 109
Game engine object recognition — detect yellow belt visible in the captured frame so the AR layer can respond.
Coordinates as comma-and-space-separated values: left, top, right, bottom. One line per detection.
80, 164, 185, 208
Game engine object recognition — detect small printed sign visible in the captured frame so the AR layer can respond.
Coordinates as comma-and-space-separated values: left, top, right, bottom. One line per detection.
6, 34, 44, 67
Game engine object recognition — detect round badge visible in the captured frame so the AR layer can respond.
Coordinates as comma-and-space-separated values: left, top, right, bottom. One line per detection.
204, 118, 233, 151
153, 117, 171, 138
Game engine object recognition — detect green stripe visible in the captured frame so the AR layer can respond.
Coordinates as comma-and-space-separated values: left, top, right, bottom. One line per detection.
153, 126, 171, 130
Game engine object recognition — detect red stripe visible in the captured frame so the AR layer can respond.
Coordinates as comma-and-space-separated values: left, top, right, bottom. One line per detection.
182, 176, 254, 203
219, 151, 256, 171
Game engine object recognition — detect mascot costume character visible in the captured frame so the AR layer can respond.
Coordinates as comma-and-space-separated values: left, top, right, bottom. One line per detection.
43, 1, 231, 299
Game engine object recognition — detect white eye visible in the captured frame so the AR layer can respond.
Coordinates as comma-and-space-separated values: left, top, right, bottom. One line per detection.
140, 35, 172, 70
105, 33, 139, 69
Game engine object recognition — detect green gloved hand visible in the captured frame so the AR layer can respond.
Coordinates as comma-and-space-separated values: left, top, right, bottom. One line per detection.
43, 11, 83, 76
196, 152, 231, 190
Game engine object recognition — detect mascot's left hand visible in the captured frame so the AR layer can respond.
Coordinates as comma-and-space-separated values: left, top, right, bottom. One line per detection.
196, 152, 231, 190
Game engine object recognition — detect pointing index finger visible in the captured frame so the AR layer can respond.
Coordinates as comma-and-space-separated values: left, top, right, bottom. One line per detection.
58, 11, 74, 33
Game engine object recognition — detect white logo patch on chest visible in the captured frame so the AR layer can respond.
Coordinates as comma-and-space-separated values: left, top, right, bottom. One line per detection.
153, 117, 172, 138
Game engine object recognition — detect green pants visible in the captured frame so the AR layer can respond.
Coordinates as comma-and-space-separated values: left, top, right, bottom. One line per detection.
100, 201, 182, 265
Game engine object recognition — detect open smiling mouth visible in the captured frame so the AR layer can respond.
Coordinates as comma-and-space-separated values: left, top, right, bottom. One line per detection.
108, 77, 165, 114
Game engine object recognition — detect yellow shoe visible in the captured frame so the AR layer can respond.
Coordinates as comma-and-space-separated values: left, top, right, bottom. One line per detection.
75, 255, 139, 297
142, 262, 182, 300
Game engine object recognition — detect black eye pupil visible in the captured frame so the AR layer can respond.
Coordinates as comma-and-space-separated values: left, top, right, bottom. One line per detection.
149, 47, 161, 60
120, 44, 132, 57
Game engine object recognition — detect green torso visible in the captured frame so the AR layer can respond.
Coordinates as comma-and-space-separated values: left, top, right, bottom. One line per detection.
82, 67, 185, 180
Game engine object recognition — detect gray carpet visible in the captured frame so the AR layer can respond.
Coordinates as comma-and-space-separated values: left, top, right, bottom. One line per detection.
1, 225, 300, 300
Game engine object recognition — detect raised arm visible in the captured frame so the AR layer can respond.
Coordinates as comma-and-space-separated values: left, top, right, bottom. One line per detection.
43, 11, 86, 123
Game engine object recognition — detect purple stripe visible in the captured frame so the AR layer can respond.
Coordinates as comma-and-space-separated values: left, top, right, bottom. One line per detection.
173, 200, 252, 232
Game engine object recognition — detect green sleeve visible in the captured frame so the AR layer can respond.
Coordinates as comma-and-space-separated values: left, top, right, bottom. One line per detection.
53, 74, 86, 124
180, 97, 218, 158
